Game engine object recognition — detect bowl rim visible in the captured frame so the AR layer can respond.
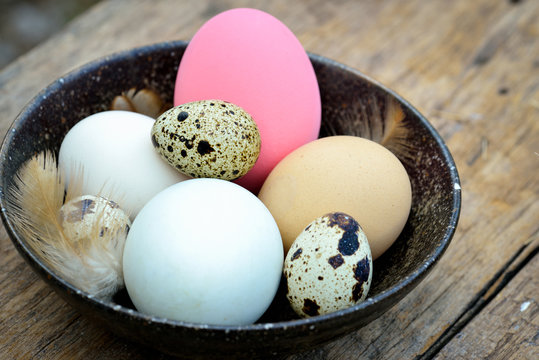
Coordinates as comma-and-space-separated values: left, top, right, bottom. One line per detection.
0, 40, 461, 334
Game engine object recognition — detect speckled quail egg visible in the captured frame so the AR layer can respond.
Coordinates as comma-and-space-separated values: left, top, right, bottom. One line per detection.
283, 212, 373, 318
58, 194, 131, 299
151, 99, 261, 180
59, 195, 131, 245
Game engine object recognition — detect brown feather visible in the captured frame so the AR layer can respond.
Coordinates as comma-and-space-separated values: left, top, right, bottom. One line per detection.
322, 94, 413, 162
380, 97, 414, 162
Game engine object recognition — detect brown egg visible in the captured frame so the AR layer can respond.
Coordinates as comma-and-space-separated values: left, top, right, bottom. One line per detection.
258, 135, 412, 259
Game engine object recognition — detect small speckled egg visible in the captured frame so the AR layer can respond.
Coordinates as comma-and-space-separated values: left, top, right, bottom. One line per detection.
151, 100, 261, 180
59, 195, 131, 245
284, 212, 373, 318
58, 195, 131, 299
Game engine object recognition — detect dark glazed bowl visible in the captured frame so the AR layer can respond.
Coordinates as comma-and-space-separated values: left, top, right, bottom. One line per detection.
0, 41, 461, 359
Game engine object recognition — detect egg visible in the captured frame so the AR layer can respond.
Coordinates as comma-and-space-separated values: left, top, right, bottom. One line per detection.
284, 212, 372, 317
58, 194, 131, 299
59, 195, 131, 245
58, 111, 190, 219
258, 135, 412, 259
151, 100, 261, 180
175, 8, 321, 193
122, 178, 284, 325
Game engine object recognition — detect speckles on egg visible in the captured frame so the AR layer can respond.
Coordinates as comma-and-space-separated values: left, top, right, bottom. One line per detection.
284, 212, 373, 318
302, 299, 321, 317
151, 100, 261, 180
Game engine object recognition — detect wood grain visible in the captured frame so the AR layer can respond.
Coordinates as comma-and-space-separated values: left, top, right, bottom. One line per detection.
435, 244, 539, 359
0, 0, 537, 359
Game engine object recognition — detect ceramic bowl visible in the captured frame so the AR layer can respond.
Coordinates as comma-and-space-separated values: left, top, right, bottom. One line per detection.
0, 41, 460, 359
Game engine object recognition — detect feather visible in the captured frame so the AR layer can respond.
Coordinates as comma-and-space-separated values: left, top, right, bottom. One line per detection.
380, 96, 414, 162
110, 87, 169, 118
322, 94, 413, 161
6, 151, 130, 300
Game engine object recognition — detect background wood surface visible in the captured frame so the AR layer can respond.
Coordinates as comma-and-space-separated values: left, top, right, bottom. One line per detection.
0, 0, 537, 359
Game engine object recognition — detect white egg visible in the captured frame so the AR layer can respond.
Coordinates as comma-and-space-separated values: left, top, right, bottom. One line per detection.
122, 178, 284, 325
58, 111, 190, 219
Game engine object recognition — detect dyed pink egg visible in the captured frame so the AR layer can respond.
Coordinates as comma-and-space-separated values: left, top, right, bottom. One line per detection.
174, 8, 321, 193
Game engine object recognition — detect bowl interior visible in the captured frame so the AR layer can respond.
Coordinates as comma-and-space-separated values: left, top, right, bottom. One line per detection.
0, 41, 460, 358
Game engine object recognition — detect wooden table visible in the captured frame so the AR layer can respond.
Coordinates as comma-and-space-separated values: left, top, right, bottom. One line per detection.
0, 0, 537, 358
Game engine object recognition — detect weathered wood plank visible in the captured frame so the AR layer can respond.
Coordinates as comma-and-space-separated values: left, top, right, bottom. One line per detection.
285, 0, 539, 357
0, 0, 537, 359
435, 245, 538, 359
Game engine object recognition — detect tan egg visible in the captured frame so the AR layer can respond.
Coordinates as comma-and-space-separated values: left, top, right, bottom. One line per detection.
284, 212, 372, 317
258, 135, 412, 259
151, 100, 261, 180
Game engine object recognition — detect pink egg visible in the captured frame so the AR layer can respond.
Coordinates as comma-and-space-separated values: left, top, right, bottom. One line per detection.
174, 8, 321, 193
